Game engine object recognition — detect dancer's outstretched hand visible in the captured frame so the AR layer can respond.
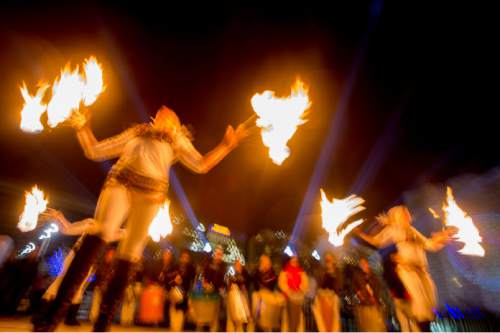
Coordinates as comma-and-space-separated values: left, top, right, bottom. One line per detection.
40, 208, 67, 224
223, 123, 249, 148
68, 108, 91, 130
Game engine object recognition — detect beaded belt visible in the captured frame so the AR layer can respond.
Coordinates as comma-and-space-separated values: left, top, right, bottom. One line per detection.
104, 167, 168, 198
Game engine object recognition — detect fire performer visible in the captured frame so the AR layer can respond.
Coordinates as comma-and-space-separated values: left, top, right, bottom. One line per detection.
355, 205, 457, 331
34, 105, 248, 331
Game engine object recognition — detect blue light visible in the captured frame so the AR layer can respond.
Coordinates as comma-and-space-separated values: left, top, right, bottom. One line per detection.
46, 248, 65, 277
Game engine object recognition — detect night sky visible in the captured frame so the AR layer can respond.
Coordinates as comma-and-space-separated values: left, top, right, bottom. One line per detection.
0, 1, 496, 241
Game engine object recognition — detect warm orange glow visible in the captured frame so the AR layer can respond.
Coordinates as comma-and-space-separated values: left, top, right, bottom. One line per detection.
251, 79, 311, 165
18, 185, 48, 232
82, 56, 104, 106
441, 187, 484, 256
19, 83, 49, 133
320, 189, 365, 247
47, 64, 85, 127
148, 201, 173, 242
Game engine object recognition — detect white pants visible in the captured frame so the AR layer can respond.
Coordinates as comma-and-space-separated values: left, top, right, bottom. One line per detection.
93, 185, 162, 262
397, 265, 436, 322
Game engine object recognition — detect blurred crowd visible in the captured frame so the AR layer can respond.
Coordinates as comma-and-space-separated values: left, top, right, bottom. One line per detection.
1, 239, 418, 332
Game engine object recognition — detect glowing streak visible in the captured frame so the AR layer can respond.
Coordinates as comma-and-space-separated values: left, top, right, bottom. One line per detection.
19, 242, 36, 256
312, 249, 320, 261
284, 245, 294, 257
320, 189, 365, 247
203, 243, 212, 253
251, 79, 311, 165
18, 186, 48, 232
39, 223, 59, 240
428, 208, 440, 219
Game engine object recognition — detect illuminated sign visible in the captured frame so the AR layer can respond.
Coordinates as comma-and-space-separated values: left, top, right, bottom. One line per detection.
210, 223, 231, 236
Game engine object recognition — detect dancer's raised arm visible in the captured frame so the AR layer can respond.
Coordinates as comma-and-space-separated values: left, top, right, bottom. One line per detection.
70, 109, 137, 161
40, 208, 95, 236
175, 123, 248, 174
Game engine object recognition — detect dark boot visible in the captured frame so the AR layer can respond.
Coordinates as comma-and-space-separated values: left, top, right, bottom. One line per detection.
93, 259, 136, 332
64, 303, 81, 326
31, 298, 52, 326
33, 234, 105, 332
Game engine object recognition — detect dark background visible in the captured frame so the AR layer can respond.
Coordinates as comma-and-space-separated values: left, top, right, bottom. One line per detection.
0, 1, 496, 242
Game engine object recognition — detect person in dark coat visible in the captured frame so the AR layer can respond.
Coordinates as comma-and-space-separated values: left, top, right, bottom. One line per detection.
352, 257, 386, 332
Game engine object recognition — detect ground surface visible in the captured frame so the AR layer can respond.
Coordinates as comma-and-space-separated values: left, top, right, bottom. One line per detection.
0, 316, 170, 332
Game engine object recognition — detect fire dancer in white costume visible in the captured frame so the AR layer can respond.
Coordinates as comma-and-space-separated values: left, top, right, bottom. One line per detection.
355, 205, 457, 331
34, 105, 248, 332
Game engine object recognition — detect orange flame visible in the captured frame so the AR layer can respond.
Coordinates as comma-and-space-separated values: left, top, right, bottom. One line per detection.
320, 189, 365, 247
251, 79, 311, 165
19, 56, 105, 131
82, 56, 104, 106
441, 187, 484, 256
19, 83, 49, 133
428, 207, 440, 219
18, 185, 48, 232
47, 64, 85, 127
148, 201, 173, 242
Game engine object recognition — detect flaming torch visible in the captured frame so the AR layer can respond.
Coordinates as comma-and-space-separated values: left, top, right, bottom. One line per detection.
320, 189, 366, 247
19, 83, 49, 133
82, 56, 105, 106
148, 201, 173, 242
18, 56, 104, 132
250, 79, 311, 165
18, 185, 49, 232
440, 187, 484, 256
47, 64, 85, 128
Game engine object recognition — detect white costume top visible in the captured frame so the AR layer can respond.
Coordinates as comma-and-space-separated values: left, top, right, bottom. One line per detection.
79, 125, 205, 182
77, 122, 234, 200
371, 225, 442, 268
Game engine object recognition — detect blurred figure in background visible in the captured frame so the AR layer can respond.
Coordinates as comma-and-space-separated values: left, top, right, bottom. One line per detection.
201, 245, 227, 331
279, 255, 308, 332
352, 257, 386, 332
251, 254, 283, 332
226, 259, 251, 332
356, 205, 457, 331
168, 249, 195, 331
313, 252, 342, 332
0, 235, 14, 269
158, 248, 175, 328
